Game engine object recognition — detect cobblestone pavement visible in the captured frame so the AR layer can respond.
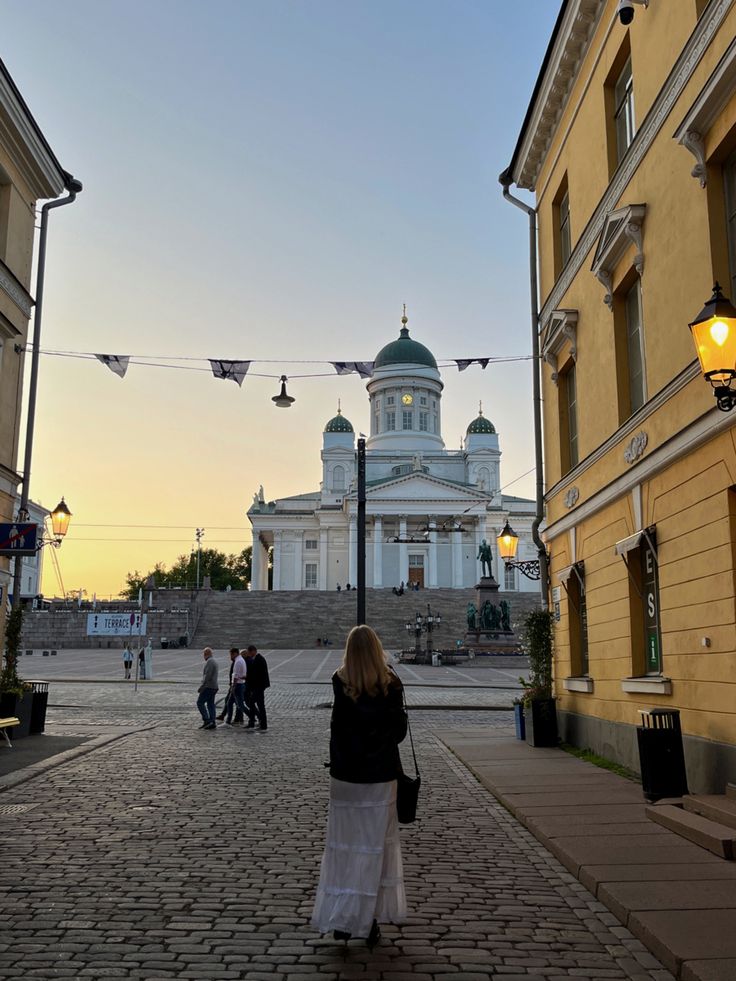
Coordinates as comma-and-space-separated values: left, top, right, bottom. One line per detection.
0, 698, 672, 981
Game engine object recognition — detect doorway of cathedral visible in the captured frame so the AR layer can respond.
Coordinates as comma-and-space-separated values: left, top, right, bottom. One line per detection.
408, 553, 425, 588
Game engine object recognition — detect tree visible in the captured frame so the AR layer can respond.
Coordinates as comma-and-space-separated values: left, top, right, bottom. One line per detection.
123, 547, 252, 598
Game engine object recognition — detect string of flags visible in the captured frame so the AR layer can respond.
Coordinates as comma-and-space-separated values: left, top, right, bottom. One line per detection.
53, 348, 533, 385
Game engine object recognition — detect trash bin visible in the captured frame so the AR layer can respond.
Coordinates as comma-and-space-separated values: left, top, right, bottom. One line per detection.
161, 638, 168, 649
636, 708, 689, 802
29, 681, 49, 734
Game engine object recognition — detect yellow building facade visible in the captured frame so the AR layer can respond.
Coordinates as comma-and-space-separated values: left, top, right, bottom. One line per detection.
504, 0, 736, 790
0, 60, 72, 644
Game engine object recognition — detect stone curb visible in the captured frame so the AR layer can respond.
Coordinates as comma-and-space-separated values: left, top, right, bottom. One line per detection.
0, 723, 156, 794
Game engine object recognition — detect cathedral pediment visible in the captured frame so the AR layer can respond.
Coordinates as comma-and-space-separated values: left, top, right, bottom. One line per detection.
359, 472, 491, 503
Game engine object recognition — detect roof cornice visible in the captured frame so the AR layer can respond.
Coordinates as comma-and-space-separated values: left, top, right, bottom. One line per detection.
509, 0, 606, 191
0, 58, 68, 199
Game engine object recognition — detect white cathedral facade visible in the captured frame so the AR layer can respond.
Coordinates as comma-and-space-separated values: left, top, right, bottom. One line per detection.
248, 316, 539, 594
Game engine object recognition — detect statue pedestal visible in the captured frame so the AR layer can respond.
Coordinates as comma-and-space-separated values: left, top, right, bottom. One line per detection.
464, 576, 520, 653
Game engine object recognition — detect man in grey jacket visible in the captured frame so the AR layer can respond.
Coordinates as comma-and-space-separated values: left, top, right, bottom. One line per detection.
197, 647, 219, 730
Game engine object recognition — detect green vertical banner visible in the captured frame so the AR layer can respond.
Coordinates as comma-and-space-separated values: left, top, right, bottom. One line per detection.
641, 531, 662, 674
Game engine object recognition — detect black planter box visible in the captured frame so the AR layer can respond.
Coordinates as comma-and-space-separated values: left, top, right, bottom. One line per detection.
0, 689, 33, 739
525, 697, 558, 748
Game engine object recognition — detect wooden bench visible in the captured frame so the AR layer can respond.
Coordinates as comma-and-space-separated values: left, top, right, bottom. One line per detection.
0, 717, 20, 748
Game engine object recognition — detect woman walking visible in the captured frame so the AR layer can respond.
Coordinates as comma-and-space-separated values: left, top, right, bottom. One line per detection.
311, 625, 408, 948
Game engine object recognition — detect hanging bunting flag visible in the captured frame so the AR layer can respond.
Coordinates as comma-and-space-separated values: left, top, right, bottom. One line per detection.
209, 360, 251, 386
455, 358, 491, 371
95, 354, 130, 378
331, 361, 374, 379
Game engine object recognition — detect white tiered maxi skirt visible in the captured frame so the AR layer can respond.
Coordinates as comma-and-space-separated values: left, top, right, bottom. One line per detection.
311, 777, 407, 938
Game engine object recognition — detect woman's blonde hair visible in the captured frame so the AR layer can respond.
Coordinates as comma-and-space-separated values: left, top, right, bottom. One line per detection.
337, 625, 392, 701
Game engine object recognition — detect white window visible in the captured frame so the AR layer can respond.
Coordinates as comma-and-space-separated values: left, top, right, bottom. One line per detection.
559, 190, 571, 267
625, 279, 646, 413
305, 539, 318, 550
333, 465, 345, 491
402, 410, 412, 430
375, 399, 381, 410
419, 411, 428, 432
725, 149, 736, 302
419, 395, 427, 406
305, 563, 317, 589
614, 57, 635, 162
432, 414, 438, 433
386, 395, 395, 406
478, 467, 490, 490
386, 410, 396, 431
374, 410, 380, 434
504, 564, 516, 590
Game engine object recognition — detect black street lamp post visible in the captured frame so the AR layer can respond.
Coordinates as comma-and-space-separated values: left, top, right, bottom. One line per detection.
404, 605, 442, 661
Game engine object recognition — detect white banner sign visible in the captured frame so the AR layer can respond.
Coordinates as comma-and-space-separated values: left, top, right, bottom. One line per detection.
87, 613, 148, 636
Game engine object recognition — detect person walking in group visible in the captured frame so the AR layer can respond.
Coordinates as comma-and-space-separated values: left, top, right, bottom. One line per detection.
217, 648, 239, 723
244, 645, 270, 730
196, 647, 219, 730
311, 625, 408, 948
228, 648, 248, 726
122, 645, 133, 680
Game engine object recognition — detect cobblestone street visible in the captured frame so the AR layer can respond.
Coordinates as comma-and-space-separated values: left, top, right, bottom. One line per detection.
0, 677, 673, 981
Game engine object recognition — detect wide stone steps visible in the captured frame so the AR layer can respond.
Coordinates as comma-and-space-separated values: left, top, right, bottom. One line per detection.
646, 802, 736, 859
190, 588, 540, 650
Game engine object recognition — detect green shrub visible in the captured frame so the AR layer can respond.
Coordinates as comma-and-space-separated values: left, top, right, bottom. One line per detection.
520, 608, 554, 705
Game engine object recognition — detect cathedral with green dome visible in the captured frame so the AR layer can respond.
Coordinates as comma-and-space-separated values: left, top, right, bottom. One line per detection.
247, 314, 537, 594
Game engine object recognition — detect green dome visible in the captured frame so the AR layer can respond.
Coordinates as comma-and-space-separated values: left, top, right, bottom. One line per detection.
467, 413, 496, 435
374, 326, 437, 369
325, 408, 354, 433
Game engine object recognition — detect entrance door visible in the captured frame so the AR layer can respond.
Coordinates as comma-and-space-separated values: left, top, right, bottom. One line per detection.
408, 553, 425, 588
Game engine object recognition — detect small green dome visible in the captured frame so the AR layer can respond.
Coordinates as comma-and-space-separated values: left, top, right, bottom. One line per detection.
325, 408, 354, 433
374, 325, 437, 370
467, 412, 495, 434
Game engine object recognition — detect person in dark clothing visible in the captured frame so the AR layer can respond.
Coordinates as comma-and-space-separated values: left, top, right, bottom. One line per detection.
244, 645, 270, 730
217, 648, 240, 722
311, 625, 408, 949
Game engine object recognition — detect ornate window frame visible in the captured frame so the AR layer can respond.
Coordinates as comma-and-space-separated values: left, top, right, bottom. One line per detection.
673, 36, 736, 188
591, 204, 646, 307
542, 308, 578, 384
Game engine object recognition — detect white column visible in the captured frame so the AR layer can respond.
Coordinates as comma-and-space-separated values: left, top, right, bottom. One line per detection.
348, 514, 357, 586
373, 516, 383, 588
319, 527, 328, 590
294, 530, 303, 591
452, 525, 463, 588
272, 531, 282, 591
399, 515, 409, 586
251, 534, 262, 591
260, 542, 269, 591
428, 516, 438, 589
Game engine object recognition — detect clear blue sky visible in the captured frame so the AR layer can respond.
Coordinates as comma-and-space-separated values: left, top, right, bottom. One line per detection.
3, 0, 559, 596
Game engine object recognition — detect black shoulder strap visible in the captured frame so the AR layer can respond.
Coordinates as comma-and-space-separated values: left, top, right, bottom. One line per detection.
402, 685, 419, 777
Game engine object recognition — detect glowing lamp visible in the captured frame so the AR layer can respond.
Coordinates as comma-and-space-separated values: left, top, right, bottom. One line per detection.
689, 284, 736, 410
50, 497, 72, 539
496, 520, 519, 562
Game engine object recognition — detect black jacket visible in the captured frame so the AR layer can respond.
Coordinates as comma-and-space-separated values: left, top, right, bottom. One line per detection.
246, 653, 270, 691
329, 671, 408, 784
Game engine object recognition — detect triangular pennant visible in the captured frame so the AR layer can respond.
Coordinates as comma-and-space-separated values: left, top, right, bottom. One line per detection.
209, 360, 251, 387
95, 354, 130, 378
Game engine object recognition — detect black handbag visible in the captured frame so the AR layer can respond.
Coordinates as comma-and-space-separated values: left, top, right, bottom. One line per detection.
396, 689, 420, 824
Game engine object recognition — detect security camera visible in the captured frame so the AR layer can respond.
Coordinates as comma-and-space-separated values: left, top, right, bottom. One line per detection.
617, 0, 648, 25
617, 0, 634, 24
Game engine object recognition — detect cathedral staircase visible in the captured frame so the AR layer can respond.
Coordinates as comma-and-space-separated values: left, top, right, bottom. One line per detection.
189, 588, 541, 651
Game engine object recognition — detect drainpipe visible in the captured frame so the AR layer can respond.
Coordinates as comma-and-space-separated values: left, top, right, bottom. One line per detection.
12, 176, 83, 610
499, 169, 549, 610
